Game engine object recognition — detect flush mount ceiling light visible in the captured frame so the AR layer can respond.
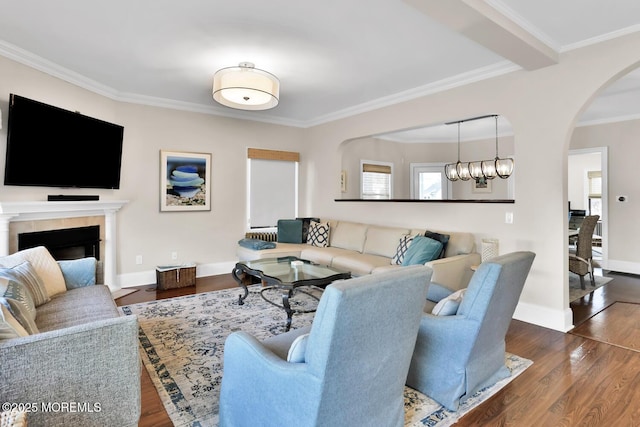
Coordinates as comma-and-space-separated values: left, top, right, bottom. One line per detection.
212, 62, 279, 111
445, 115, 514, 182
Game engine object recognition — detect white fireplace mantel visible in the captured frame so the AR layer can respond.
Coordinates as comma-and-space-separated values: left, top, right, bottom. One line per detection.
0, 200, 129, 290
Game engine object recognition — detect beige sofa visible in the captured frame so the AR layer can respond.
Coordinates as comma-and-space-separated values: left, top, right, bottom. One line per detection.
236, 219, 480, 293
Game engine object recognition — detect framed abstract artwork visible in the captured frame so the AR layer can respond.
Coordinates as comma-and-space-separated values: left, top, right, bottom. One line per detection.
160, 150, 212, 211
472, 176, 492, 194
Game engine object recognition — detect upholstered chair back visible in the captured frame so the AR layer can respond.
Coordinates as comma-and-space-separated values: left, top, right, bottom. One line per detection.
304, 265, 431, 424
219, 265, 431, 427
406, 251, 535, 411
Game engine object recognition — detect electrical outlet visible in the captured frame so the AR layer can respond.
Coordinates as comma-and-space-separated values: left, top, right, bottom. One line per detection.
135, 255, 143, 265
505, 212, 514, 224
171, 252, 178, 260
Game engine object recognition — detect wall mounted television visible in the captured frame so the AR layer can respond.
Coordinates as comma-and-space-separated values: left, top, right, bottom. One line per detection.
4, 94, 124, 189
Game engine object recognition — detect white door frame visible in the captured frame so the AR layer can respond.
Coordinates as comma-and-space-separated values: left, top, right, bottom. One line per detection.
409, 162, 452, 200
568, 147, 608, 268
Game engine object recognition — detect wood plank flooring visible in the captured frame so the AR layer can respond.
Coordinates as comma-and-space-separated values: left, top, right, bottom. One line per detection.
571, 302, 640, 352
116, 271, 640, 426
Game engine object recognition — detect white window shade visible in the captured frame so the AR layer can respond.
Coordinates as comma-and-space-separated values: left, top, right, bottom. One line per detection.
361, 162, 392, 199
248, 158, 298, 229
588, 170, 602, 198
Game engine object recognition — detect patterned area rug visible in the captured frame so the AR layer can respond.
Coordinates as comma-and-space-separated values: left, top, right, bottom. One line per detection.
569, 272, 612, 302
120, 285, 532, 427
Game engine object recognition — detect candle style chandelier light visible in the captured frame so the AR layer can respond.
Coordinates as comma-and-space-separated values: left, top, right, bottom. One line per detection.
444, 115, 514, 182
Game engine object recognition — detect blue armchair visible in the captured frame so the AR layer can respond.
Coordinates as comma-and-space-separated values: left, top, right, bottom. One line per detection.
406, 251, 535, 411
219, 266, 432, 427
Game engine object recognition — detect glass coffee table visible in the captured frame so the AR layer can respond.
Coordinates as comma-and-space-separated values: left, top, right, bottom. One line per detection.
232, 256, 351, 331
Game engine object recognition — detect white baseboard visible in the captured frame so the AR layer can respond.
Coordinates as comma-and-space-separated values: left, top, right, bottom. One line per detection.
117, 260, 237, 289
513, 301, 574, 332
602, 259, 640, 276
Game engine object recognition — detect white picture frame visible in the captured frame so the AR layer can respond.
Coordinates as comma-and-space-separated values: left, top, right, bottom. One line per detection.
160, 150, 212, 211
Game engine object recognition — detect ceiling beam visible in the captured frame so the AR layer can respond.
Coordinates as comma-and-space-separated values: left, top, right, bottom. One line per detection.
405, 0, 558, 70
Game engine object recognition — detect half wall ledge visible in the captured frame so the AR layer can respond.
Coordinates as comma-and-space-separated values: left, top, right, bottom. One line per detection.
335, 199, 515, 203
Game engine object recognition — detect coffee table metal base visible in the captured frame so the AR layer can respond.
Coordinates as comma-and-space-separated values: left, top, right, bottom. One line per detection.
231, 257, 351, 331
260, 286, 321, 331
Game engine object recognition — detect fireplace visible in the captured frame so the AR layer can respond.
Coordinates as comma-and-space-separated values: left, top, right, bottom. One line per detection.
0, 200, 128, 291
18, 226, 100, 261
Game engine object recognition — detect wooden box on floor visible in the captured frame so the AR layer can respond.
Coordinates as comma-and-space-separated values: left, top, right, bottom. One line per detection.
156, 264, 196, 290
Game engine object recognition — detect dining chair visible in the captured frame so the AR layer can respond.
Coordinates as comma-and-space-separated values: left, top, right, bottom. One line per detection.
569, 215, 600, 289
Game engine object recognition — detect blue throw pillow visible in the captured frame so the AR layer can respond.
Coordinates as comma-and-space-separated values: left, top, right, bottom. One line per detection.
58, 257, 97, 290
424, 230, 450, 259
402, 236, 443, 266
277, 219, 303, 243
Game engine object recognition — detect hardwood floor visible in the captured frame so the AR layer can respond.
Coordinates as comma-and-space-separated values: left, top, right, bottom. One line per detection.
117, 271, 640, 426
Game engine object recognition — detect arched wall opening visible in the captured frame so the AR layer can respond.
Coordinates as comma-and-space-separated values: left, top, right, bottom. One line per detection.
565, 63, 640, 320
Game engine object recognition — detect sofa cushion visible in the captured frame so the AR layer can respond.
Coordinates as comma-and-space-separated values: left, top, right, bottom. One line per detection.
300, 246, 352, 266
0, 261, 50, 307
0, 277, 39, 335
392, 234, 415, 265
277, 219, 303, 243
364, 226, 411, 258
330, 221, 367, 252
0, 246, 67, 297
424, 231, 450, 259
402, 236, 443, 266
331, 252, 391, 276
58, 258, 97, 290
0, 302, 29, 340
431, 288, 466, 316
36, 285, 119, 333
307, 221, 330, 248
237, 243, 304, 261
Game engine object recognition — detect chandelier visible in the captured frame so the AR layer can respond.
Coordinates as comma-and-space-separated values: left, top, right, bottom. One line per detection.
444, 115, 514, 182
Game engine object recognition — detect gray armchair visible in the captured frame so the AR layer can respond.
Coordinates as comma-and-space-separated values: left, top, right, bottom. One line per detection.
219, 266, 432, 427
406, 251, 535, 411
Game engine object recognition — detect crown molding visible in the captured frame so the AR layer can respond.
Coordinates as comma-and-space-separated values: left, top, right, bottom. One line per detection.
577, 112, 640, 128
486, 0, 560, 52
0, 40, 119, 99
0, 39, 518, 129
560, 23, 640, 53
304, 61, 521, 127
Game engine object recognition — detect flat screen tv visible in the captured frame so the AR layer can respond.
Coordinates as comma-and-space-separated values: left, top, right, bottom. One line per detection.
4, 94, 124, 189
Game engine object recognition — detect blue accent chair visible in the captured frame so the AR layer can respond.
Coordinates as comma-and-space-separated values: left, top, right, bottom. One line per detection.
219, 265, 432, 427
406, 251, 535, 411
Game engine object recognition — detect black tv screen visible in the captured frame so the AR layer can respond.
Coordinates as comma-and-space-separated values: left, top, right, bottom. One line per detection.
4, 94, 124, 189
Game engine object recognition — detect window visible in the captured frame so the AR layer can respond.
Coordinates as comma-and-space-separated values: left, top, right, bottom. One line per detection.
410, 163, 449, 200
361, 161, 393, 199
588, 170, 602, 218
247, 148, 299, 229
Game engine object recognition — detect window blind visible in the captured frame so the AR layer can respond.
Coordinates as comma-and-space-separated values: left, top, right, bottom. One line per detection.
247, 149, 299, 229
588, 170, 602, 198
362, 162, 392, 199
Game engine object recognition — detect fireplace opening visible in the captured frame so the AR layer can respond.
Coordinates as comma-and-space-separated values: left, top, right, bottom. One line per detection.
18, 226, 100, 261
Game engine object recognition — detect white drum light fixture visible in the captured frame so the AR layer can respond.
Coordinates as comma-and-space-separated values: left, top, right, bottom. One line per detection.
212, 62, 279, 111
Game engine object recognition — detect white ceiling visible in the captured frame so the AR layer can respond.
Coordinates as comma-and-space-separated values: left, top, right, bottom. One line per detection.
0, 0, 639, 130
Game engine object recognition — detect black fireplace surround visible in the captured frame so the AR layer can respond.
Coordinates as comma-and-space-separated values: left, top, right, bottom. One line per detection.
18, 225, 100, 261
